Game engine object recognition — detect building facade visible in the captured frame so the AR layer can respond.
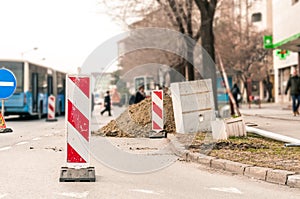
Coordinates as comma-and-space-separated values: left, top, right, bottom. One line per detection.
272, 0, 300, 103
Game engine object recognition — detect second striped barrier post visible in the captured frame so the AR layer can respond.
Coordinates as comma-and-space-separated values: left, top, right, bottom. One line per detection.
149, 90, 166, 139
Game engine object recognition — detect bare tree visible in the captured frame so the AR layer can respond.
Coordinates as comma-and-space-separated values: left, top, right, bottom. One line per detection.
99, 0, 219, 109
214, 0, 273, 103
99, 0, 218, 81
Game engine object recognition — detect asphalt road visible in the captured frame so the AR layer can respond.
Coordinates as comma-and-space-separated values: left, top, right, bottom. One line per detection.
0, 106, 300, 198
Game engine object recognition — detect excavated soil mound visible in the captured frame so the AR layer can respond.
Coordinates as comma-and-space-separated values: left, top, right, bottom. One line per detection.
94, 94, 176, 137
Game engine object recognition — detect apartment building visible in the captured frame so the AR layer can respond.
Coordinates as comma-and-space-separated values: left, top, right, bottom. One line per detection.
272, 0, 300, 103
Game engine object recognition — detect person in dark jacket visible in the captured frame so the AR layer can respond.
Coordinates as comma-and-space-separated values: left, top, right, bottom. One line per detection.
285, 68, 300, 116
101, 91, 112, 116
231, 83, 241, 108
134, 85, 146, 104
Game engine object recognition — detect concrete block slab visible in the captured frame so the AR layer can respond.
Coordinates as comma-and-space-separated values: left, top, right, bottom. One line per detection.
211, 120, 227, 140
287, 175, 300, 188
244, 166, 271, 181
266, 170, 295, 185
170, 79, 215, 133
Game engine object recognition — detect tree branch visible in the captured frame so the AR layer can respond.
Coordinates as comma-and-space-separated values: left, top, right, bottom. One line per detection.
186, 0, 193, 36
167, 0, 186, 33
156, 0, 178, 28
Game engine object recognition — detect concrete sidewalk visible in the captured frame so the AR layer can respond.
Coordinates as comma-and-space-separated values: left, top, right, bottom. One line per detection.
239, 102, 300, 140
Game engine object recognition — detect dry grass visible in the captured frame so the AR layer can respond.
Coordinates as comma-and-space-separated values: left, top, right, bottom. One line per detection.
189, 133, 300, 173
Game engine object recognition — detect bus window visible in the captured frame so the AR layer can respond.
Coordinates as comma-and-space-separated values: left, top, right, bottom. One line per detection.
146, 77, 155, 90
135, 77, 145, 91
29, 64, 48, 94
47, 76, 53, 95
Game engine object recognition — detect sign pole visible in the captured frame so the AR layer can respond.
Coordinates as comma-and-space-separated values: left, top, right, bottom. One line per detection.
1, 99, 4, 116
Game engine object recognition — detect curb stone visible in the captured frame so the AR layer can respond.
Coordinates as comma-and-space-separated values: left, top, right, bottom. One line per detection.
197, 154, 215, 167
244, 166, 271, 181
211, 158, 226, 170
224, 160, 249, 175
168, 135, 300, 188
287, 175, 300, 188
266, 169, 295, 185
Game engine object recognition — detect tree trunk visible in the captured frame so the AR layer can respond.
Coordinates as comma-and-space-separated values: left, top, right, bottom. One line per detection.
184, 36, 196, 81
200, 13, 218, 109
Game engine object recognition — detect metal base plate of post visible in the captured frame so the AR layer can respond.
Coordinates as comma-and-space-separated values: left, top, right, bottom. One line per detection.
149, 130, 167, 139
0, 128, 13, 133
59, 167, 96, 182
46, 118, 58, 122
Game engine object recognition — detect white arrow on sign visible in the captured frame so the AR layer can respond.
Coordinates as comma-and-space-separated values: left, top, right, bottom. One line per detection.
0, 81, 14, 87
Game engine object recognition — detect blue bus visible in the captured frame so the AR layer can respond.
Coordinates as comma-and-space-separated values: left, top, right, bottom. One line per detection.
0, 59, 66, 118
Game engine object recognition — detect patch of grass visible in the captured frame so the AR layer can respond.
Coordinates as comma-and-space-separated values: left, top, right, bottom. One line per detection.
189, 132, 300, 173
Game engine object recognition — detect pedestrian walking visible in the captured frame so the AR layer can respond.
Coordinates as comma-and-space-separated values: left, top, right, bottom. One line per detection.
101, 91, 112, 116
231, 83, 241, 108
134, 84, 146, 104
229, 83, 241, 116
285, 68, 300, 116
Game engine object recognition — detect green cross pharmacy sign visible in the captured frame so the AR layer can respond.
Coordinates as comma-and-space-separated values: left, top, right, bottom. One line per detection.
263, 35, 290, 60
263, 35, 273, 49
276, 49, 290, 60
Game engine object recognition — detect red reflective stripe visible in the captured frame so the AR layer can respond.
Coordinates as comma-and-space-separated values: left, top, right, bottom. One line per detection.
154, 91, 162, 100
67, 143, 87, 163
49, 105, 54, 112
49, 96, 55, 101
152, 102, 162, 118
152, 121, 162, 130
69, 77, 90, 98
67, 100, 89, 141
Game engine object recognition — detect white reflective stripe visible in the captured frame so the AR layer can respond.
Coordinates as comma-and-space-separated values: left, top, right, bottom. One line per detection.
152, 92, 163, 109
48, 98, 55, 106
67, 123, 89, 163
152, 111, 163, 129
0, 81, 14, 86
67, 78, 89, 118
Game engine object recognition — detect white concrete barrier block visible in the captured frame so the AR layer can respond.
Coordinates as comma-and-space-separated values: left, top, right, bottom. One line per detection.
211, 120, 227, 140
171, 79, 216, 134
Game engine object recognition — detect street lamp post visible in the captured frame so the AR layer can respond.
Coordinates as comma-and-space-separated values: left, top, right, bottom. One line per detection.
21, 47, 38, 59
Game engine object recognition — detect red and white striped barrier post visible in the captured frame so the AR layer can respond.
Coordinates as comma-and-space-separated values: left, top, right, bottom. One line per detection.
150, 90, 166, 138
46, 95, 57, 122
60, 75, 95, 182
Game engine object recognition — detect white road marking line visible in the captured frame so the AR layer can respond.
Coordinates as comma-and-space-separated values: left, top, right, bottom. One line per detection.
0, 147, 11, 151
130, 189, 160, 195
209, 187, 243, 194
0, 193, 8, 198
55, 192, 89, 198
16, 141, 29, 146
32, 137, 41, 141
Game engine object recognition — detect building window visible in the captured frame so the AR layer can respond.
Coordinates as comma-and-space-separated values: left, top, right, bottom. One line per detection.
251, 13, 262, 22
292, 0, 299, 5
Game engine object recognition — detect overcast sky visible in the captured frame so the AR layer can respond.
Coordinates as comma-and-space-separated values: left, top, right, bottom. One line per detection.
0, 0, 123, 73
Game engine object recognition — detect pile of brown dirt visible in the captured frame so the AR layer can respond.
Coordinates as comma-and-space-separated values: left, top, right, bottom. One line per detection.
94, 94, 176, 137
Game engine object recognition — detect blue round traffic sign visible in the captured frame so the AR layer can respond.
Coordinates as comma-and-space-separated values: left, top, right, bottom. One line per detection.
0, 68, 17, 99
